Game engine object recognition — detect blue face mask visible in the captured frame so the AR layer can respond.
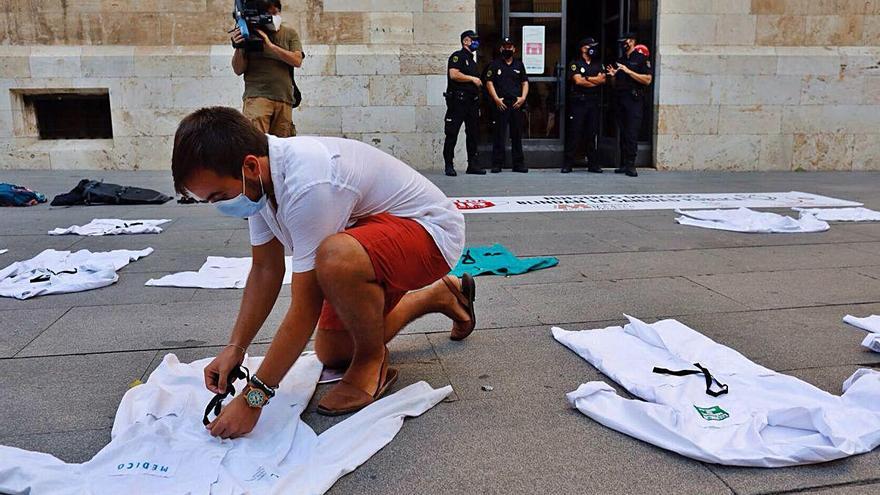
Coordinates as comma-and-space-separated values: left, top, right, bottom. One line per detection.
214, 168, 268, 218
469, 39, 480, 51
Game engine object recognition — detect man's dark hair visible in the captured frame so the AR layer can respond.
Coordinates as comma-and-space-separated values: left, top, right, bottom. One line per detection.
171, 107, 269, 195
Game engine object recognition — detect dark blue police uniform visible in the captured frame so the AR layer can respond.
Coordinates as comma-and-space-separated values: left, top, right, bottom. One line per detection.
613, 36, 652, 176
485, 47, 529, 173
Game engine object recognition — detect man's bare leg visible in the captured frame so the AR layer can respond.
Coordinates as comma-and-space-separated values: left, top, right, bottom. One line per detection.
314, 234, 387, 395
314, 277, 472, 370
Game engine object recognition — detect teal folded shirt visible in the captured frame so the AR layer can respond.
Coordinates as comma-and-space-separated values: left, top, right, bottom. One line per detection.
449, 244, 559, 277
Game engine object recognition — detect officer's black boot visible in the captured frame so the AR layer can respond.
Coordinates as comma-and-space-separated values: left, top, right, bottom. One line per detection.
445, 166, 457, 177
561, 166, 572, 173
614, 167, 626, 174
465, 166, 486, 175
624, 167, 638, 177
490, 165, 502, 173
588, 166, 603, 174
512, 165, 528, 173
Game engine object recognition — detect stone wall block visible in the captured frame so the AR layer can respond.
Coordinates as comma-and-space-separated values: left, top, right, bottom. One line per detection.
369, 75, 426, 106
369, 13, 414, 44
804, 15, 864, 45
134, 46, 211, 77
711, 75, 802, 105
659, 14, 718, 45
791, 133, 854, 170
657, 75, 713, 105
29, 47, 82, 79
800, 75, 867, 105
413, 13, 474, 44
341, 106, 416, 133
758, 133, 795, 170
852, 133, 880, 170
718, 105, 782, 134
335, 45, 401, 75
755, 15, 806, 45
656, 105, 720, 134
295, 75, 369, 107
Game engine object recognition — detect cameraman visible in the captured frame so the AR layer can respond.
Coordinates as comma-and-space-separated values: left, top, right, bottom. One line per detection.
231, 0, 303, 137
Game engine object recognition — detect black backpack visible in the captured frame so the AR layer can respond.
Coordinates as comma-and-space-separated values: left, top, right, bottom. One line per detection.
51, 179, 172, 206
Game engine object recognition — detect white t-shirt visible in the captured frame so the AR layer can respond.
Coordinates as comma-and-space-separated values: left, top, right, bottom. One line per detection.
249, 136, 465, 273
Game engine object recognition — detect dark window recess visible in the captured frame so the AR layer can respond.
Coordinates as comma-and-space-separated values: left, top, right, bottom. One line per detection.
28, 93, 113, 140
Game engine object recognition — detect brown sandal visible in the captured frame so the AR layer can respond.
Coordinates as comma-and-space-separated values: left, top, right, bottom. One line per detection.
443, 273, 476, 341
316, 348, 399, 416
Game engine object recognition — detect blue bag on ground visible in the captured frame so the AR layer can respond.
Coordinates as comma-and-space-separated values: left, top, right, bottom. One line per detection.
450, 244, 558, 277
0, 183, 47, 207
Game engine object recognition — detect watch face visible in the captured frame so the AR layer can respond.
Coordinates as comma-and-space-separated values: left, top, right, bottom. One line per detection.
246, 388, 267, 408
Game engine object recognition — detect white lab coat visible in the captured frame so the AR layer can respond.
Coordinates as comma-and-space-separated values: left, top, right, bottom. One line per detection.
794, 207, 880, 222
843, 314, 880, 353
553, 315, 880, 467
146, 257, 295, 289
0, 248, 153, 299
675, 207, 829, 233
0, 353, 451, 494
48, 219, 171, 236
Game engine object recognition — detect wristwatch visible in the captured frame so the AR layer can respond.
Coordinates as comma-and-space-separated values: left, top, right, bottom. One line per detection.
244, 375, 276, 409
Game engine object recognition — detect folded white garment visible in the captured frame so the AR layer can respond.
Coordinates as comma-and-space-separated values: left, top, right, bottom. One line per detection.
675, 207, 829, 233
0, 249, 7, 255
843, 314, 880, 353
0, 353, 452, 495
554, 314, 880, 467
49, 218, 171, 236
794, 207, 880, 222
146, 256, 295, 289
0, 248, 153, 299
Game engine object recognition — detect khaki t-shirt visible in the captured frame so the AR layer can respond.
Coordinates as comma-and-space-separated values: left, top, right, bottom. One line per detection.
242, 25, 303, 105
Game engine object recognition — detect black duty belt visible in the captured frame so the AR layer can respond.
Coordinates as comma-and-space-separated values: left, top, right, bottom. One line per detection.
653, 362, 729, 397
444, 91, 479, 101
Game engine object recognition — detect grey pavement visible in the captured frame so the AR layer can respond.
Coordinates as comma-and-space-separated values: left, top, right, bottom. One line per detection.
2, 169, 880, 494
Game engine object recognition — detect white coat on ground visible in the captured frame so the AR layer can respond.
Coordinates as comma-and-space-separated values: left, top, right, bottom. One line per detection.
843, 314, 880, 353
145, 256, 295, 289
48, 218, 171, 236
675, 207, 829, 233
0, 248, 153, 299
0, 353, 452, 495
794, 207, 880, 222
553, 314, 880, 467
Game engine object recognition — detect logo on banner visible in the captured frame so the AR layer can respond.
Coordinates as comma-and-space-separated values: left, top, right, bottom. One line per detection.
454, 199, 496, 210
525, 43, 543, 55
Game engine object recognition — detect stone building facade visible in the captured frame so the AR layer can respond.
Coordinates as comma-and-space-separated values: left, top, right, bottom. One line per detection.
1, 0, 878, 172
656, 0, 880, 171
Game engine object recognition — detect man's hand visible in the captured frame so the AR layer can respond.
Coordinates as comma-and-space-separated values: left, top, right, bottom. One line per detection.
255, 29, 276, 50
231, 27, 245, 46
494, 97, 507, 111
595, 72, 607, 84
512, 96, 526, 109
472, 76, 483, 88
205, 345, 245, 394
206, 394, 262, 439
606, 64, 619, 77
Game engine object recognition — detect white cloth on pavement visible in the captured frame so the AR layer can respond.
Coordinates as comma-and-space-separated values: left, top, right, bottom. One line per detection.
675, 207, 829, 233
248, 136, 465, 273
553, 314, 880, 467
49, 218, 171, 236
0, 249, 7, 255
145, 256, 295, 289
843, 314, 880, 353
0, 248, 153, 300
0, 353, 452, 495
794, 207, 880, 222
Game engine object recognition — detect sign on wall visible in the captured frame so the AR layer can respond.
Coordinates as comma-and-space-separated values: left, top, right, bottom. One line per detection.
522, 25, 545, 74
452, 192, 861, 214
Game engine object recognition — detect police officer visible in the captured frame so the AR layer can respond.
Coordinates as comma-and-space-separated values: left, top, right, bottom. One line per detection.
443, 30, 486, 176
563, 37, 606, 174
607, 32, 652, 177
485, 36, 529, 173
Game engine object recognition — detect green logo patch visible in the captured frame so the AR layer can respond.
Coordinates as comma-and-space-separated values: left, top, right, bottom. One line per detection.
453, 55, 459, 62
694, 405, 729, 421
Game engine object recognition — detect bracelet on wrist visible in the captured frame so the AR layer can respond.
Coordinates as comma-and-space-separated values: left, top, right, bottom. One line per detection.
226, 343, 247, 355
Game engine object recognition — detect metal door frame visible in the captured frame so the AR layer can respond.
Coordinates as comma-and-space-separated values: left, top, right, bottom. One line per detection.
503, 0, 567, 152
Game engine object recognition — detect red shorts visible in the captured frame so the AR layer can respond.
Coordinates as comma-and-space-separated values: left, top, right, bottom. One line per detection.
317, 213, 451, 331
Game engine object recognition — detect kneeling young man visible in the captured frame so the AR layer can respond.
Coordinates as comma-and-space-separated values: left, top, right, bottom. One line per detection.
172, 107, 476, 438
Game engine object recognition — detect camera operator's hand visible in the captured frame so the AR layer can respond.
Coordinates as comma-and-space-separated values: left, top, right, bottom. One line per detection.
231, 27, 245, 47
254, 29, 276, 50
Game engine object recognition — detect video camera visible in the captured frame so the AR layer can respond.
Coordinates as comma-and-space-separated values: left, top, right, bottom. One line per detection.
232, 0, 280, 52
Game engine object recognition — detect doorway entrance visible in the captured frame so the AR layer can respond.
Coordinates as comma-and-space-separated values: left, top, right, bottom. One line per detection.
475, 0, 656, 169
